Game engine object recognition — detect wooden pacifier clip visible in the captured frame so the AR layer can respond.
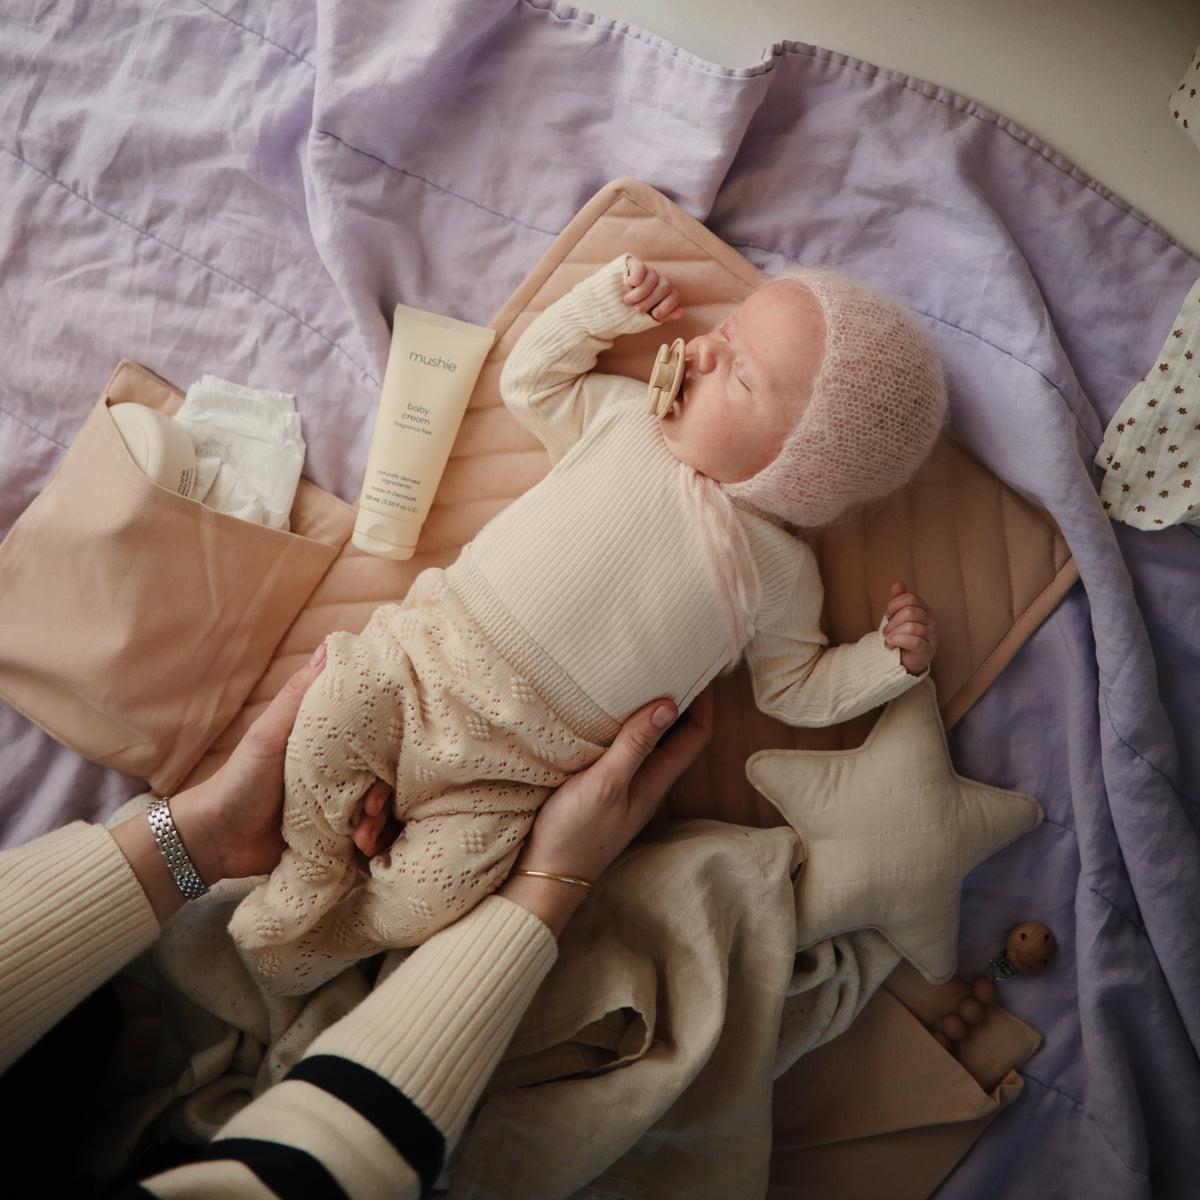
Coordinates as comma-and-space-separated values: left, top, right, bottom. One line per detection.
645, 338, 686, 417
931, 921, 1057, 1055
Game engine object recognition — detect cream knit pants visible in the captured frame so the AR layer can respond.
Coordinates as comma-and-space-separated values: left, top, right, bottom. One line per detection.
227, 567, 609, 996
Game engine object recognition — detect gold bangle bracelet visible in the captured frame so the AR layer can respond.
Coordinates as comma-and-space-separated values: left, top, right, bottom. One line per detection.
511, 868, 593, 892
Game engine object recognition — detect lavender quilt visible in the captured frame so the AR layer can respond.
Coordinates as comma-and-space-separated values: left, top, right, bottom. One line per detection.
2, 2, 1197, 1195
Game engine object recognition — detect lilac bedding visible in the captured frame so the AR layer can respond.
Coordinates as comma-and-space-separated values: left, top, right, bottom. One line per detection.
2, 1, 1198, 1194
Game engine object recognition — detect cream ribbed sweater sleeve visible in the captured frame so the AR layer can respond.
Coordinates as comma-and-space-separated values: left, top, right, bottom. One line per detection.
744, 539, 929, 728
0, 821, 160, 1074
135, 895, 557, 1200
0, 823, 556, 1197
498, 253, 662, 466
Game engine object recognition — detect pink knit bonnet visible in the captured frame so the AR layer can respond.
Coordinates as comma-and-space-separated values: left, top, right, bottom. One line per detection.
721, 267, 949, 529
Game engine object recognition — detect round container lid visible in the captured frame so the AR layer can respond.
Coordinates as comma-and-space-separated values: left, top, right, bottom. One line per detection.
352, 510, 417, 560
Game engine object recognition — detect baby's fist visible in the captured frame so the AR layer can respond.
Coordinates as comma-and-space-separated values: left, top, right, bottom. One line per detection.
882, 581, 937, 676
622, 254, 684, 322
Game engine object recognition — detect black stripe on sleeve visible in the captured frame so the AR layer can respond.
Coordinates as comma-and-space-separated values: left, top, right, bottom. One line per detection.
286, 1054, 445, 1196
190, 1138, 347, 1199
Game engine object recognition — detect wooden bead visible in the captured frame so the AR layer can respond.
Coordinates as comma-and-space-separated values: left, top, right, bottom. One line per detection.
957, 997, 985, 1025
972, 977, 997, 1004
939, 1013, 968, 1041
933, 1031, 955, 1053
1006, 922, 1056, 972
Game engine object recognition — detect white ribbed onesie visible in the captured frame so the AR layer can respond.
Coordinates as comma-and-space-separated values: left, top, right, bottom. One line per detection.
227, 254, 921, 995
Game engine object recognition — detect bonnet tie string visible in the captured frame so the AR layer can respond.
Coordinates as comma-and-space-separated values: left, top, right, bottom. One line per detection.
679, 464, 762, 671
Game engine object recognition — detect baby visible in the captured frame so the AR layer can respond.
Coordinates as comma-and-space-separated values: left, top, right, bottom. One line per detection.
228, 253, 948, 995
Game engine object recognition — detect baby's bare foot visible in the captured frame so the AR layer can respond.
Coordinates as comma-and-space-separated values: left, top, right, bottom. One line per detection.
351, 779, 397, 863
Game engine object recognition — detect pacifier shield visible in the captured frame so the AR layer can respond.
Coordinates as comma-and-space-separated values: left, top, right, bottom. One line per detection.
645, 338, 685, 417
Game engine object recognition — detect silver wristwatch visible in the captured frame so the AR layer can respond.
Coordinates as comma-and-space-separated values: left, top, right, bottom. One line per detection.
147, 795, 210, 900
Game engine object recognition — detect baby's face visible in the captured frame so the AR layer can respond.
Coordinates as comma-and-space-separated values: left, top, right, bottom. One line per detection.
659, 279, 826, 482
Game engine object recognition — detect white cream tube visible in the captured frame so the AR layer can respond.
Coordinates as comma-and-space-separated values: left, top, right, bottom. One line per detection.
353, 304, 496, 560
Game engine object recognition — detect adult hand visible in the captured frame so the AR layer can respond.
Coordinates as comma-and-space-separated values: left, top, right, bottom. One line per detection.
183, 639, 396, 878
498, 682, 715, 935
354, 685, 717, 888
114, 641, 342, 924
169, 642, 332, 886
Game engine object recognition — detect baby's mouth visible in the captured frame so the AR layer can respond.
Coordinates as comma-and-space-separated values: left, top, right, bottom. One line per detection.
670, 374, 688, 417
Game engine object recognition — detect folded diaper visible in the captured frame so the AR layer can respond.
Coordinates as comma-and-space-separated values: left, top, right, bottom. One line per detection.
1095, 273, 1200, 530
175, 375, 307, 531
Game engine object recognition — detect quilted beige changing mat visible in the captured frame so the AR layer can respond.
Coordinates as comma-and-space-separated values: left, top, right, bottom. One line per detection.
0, 177, 1077, 813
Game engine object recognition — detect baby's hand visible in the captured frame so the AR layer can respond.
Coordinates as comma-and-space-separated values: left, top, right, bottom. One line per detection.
622, 254, 684, 322
882, 580, 937, 676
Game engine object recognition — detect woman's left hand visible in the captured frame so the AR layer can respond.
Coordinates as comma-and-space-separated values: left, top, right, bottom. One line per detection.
114, 641, 339, 924
882, 580, 938, 676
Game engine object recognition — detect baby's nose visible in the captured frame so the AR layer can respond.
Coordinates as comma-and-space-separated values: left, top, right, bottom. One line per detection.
685, 339, 715, 374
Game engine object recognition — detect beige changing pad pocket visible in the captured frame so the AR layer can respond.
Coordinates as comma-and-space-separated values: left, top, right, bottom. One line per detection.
0, 361, 353, 794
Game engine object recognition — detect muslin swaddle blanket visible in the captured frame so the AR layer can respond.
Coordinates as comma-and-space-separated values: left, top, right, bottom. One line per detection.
1170, 43, 1200, 154
1095, 273, 1200, 529
227, 255, 922, 995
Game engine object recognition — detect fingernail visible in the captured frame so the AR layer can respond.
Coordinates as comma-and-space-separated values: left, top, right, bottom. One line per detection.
308, 643, 327, 669
652, 704, 676, 729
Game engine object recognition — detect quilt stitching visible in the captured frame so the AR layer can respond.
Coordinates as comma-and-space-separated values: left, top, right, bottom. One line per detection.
313, 128, 562, 239
1021, 1072, 1150, 1177
0, 145, 377, 388
191, 0, 315, 70
1038, 812, 1074, 834
1099, 688, 1197, 809
0, 399, 67, 451
1084, 884, 1146, 934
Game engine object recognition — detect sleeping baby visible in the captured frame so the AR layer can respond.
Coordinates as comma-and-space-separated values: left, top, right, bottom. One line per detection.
227, 252, 948, 995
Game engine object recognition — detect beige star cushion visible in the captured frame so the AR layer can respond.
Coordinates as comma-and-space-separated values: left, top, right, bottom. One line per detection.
745, 677, 1043, 984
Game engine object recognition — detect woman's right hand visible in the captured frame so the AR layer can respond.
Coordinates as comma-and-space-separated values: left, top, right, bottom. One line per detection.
519, 684, 713, 881
350, 683, 716, 933
499, 683, 715, 933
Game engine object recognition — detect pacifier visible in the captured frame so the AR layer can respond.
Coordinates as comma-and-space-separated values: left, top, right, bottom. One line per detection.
645, 338, 686, 418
